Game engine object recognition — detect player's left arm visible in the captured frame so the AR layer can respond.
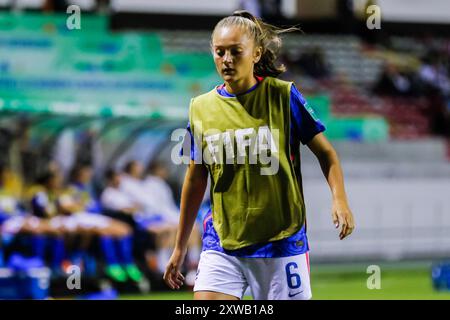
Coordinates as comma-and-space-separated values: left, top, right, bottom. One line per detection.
307, 133, 355, 240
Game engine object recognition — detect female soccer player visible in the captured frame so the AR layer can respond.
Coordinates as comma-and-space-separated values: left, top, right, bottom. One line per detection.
163, 10, 355, 300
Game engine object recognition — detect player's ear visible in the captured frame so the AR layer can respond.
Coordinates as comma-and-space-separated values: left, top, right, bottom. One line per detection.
253, 46, 263, 64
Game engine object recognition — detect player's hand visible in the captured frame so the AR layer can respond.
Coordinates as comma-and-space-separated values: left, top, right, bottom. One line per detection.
163, 247, 186, 290
332, 199, 355, 240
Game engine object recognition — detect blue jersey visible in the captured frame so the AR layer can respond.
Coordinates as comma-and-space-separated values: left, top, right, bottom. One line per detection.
31, 190, 56, 218
183, 78, 325, 258
68, 182, 102, 214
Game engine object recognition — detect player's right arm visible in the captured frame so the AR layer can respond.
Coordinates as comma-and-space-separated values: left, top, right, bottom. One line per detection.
163, 160, 208, 289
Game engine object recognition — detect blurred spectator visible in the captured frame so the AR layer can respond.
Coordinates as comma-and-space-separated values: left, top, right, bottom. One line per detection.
0, 162, 37, 266
120, 160, 161, 214
100, 168, 141, 226
67, 163, 101, 214
101, 168, 177, 275
0, 163, 21, 226
0, 160, 23, 201
15, 120, 39, 186
0, 162, 27, 233
418, 51, 450, 97
372, 63, 416, 97
0, 165, 63, 273
416, 51, 450, 137
422, 85, 450, 138
108, 160, 201, 278
101, 169, 141, 217
143, 161, 179, 222
0, 128, 14, 168
29, 169, 77, 275
143, 161, 202, 281
74, 130, 95, 169
295, 47, 332, 79
30, 167, 142, 282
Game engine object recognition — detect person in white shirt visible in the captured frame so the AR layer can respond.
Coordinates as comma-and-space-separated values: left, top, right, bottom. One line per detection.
142, 162, 179, 223
101, 168, 177, 274
119, 161, 163, 216
143, 161, 202, 283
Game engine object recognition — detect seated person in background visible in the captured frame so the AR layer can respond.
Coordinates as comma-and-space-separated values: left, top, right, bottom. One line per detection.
31, 168, 142, 283
372, 63, 415, 97
66, 162, 140, 281
1, 162, 59, 268
67, 163, 102, 214
143, 161, 181, 223
143, 161, 202, 279
119, 160, 161, 214
418, 51, 450, 96
101, 168, 177, 275
0, 161, 25, 226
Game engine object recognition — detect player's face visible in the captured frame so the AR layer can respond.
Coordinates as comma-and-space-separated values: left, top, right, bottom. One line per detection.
130, 162, 143, 179
154, 165, 169, 180
212, 26, 262, 83
112, 174, 121, 187
79, 167, 92, 184
48, 174, 63, 190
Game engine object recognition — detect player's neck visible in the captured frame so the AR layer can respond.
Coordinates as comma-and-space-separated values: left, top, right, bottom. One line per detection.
225, 75, 257, 96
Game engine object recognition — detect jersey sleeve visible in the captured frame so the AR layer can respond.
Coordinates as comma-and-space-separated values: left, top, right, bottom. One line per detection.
290, 84, 326, 145
101, 189, 126, 211
179, 121, 200, 161
31, 192, 48, 218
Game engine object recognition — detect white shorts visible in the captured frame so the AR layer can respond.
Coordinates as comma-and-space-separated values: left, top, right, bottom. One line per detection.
1, 216, 41, 234
50, 213, 111, 231
50, 216, 76, 231
73, 213, 111, 229
193, 250, 312, 300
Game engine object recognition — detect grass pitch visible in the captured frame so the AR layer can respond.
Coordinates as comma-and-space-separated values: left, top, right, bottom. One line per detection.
121, 261, 450, 300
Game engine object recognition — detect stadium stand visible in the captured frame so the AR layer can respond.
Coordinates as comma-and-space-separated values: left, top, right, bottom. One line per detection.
0, 10, 449, 298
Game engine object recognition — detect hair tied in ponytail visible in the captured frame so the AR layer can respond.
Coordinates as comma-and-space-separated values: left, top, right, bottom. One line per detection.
231, 10, 257, 22
213, 10, 301, 78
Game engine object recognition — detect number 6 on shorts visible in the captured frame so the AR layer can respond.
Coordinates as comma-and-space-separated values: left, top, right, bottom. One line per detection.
285, 262, 302, 289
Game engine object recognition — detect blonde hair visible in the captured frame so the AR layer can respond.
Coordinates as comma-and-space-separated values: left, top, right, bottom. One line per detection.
212, 10, 300, 78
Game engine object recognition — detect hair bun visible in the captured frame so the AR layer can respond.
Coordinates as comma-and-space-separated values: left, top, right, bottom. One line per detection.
232, 10, 257, 22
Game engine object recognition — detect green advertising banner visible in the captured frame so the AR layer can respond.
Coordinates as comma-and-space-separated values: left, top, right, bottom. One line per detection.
0, 12, 389, 141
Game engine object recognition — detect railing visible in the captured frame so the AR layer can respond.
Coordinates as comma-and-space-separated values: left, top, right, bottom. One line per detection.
304, 177, 450, 262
